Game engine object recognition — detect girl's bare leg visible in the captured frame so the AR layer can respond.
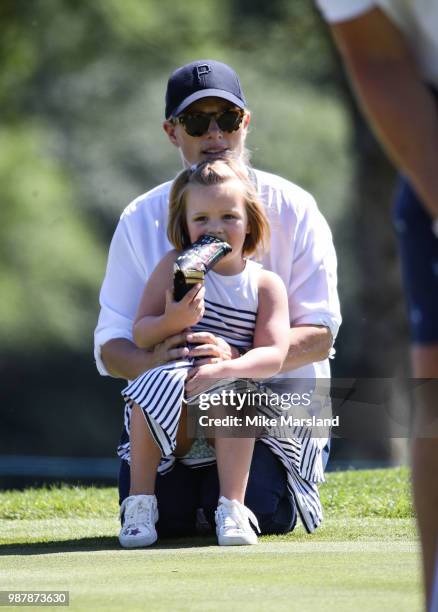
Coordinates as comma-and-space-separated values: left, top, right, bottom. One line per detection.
130, 403, 193, 495
174, 404, 194, 457
215, 437, 256, 503
129, 403, 161, 495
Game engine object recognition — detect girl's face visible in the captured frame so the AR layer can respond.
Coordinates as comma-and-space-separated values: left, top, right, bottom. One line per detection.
185, 180, 250, 275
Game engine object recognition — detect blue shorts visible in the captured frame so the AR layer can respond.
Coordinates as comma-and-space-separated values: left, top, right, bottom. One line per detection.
392, 176, 438, 344
119, 440, 297, 537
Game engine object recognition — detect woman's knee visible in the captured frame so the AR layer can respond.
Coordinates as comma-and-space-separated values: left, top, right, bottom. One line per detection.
245, 442, 287, 512
256, 496, 297, 535
244, 442, 297, 534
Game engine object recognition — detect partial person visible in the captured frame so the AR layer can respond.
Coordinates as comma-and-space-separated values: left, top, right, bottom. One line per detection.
315, 3, 438, 608
118, 157, 290, 548
94, 59, 341, 541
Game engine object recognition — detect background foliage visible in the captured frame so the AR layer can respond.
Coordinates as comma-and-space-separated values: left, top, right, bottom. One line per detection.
1, 0, 408, 462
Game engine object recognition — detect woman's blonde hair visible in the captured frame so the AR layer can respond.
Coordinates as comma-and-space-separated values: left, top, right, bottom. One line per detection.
167, 156, 270, 258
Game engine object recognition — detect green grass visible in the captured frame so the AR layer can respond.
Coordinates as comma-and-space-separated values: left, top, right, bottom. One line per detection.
0, 466, 413, 521
321, 466, 413, 518
0, 467, 421, 612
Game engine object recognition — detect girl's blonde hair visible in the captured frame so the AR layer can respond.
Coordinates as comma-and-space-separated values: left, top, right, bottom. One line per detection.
167, 156, 270, 258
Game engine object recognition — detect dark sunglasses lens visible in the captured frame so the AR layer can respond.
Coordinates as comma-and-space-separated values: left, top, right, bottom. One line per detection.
182, 114, 211, 137
216, 110, 242, 132
180, 110, 243, 136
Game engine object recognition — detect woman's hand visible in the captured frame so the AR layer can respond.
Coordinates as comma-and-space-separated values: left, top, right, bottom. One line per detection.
185, 362, 226, 397
186, 331, 240, 365
149, 332, 190, 368
164, 284, 205, 330
148, 327, 240, 372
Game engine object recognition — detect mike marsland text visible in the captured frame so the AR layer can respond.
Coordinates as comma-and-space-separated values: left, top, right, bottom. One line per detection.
198, 414, 340, 428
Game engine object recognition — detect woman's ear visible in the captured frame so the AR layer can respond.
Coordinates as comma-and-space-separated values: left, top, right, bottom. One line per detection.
242, 111, 251, 130
163, 120, 179, 147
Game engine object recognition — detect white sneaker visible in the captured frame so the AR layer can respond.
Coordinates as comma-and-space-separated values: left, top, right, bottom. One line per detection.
119, 494, 158, 548
215, 496, 260, 546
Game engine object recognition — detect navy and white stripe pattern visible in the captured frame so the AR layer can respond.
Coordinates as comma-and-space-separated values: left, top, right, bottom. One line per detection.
118, 261, 260, 462
231, 379, 327, 532
259, 435, 325, 532
256, 392, 328, 484
121, 359, 191, 457
192, 298, 256, 349
117, 259, 328, 533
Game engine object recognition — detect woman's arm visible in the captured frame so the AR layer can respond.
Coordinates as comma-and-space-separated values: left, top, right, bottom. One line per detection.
280, 324, 332, 372
101, 336, 190, 379
133, 250, 205, 349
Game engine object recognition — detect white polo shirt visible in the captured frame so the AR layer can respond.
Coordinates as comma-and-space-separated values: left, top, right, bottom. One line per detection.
94, 168, 341, 381
316, 0, 438, 89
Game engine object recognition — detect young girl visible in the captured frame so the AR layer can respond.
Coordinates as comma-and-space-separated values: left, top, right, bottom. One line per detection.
118, 157, 290, 548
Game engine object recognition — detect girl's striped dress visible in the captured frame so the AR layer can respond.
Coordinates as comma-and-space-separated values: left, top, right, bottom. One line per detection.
117, 259, 328, 533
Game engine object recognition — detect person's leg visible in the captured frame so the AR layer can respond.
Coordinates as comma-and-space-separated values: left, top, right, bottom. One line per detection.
411, 380, 438, 607
119, 458, 200, 537
412, 436, 438, 606
412, 346, 438, 378
212, 436, 259, 545
197, 399, 260, 544
154, 462, 200, 537
118, 459, 131, 506
118, 403, 160, 547
430, 557, 438, 612
200, 441, 296, 535
174, 403, 195, 457
130, 400, 194, 490
129, 403, 161, 494
118, 402, 200, 538
393, 176, 438, 608
198, 463, 220, 525
393, 177, 438, 351
244, 441, 296, 535
214, 437, 255, 502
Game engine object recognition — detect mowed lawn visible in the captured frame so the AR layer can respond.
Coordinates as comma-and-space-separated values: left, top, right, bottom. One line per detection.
0, 468, 422, 611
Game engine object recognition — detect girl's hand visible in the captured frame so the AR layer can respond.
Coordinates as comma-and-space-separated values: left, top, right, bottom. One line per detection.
185, 363, 225, 397
164, 284, 205, 329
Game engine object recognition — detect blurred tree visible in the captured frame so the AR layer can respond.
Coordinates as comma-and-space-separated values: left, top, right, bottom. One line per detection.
0, 122, 105, 353
0, 0, 408, 467
0, 0, 405, 369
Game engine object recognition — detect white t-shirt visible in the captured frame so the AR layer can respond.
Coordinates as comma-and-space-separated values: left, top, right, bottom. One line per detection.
316, 0, 438, 88
94, 168, 341, 381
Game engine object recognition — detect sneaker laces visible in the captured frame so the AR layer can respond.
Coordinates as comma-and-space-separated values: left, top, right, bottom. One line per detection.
120, 495, 155, 529
217, 496, 261, 534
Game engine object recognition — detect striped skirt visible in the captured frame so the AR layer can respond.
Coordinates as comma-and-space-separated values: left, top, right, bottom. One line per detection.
117, 361, 329, 533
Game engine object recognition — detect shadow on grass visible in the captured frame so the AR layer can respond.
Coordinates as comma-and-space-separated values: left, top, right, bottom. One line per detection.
0, 535, 216, 556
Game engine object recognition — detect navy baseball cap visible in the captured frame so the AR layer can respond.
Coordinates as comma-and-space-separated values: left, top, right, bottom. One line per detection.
165, 60, 247, 119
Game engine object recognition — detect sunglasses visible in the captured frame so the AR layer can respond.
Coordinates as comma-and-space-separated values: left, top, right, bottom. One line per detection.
175, 108, 245, 137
